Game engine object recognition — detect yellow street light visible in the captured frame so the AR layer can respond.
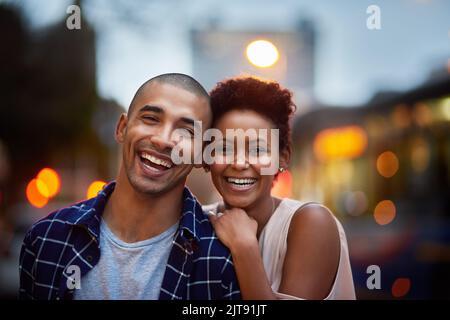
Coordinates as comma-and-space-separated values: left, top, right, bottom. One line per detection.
246, 40, 279, 68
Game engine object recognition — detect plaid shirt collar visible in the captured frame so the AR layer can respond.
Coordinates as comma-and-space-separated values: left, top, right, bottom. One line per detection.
64, 181, 201, 245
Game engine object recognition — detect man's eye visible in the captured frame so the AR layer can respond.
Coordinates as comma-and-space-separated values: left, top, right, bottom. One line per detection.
216, 145, 231, 155
143, 116, 158, 122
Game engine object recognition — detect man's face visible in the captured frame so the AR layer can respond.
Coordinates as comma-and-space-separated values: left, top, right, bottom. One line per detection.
116, 82, 211, 196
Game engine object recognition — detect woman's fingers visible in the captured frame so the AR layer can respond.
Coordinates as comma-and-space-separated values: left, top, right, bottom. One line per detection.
207, 211, 225, 226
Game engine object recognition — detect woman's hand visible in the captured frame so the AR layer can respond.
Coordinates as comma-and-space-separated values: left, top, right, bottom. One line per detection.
208, 208, 258, 252
208, 208, 275, 299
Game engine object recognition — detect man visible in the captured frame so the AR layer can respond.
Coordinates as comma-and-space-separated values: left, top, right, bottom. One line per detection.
19, 73, 241, 300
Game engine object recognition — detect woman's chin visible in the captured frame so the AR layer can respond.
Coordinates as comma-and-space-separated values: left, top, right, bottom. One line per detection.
222, 195, 255, 209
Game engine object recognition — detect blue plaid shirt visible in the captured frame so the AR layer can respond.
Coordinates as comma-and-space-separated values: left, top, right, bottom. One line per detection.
19, 182, 241, 300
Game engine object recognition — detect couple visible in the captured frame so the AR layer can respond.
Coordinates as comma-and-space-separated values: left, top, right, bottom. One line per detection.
19, 73, 355, 300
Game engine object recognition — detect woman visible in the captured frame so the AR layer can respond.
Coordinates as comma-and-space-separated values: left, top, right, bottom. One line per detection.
203, 77, 356, 300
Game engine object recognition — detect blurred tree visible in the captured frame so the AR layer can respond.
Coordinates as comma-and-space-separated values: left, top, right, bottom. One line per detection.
0, 4, 119, 206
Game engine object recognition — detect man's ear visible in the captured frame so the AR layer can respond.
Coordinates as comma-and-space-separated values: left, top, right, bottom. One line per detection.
115, 113, 128, 144
279, 144, 292, 170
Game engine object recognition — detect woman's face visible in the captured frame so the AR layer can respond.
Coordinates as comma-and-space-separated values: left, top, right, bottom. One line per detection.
210, 109, 283, 209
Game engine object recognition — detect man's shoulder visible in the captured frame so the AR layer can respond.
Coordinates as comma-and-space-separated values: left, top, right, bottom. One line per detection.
25, 198, 97, 244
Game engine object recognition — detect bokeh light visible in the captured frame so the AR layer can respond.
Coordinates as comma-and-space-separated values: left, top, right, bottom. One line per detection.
413, 102, 432, 126
344, 191, 368, 216
26, 179, 49, 208
440, 97, 450, 120
374, 200, 396, 225
391, 104, 411, 128
271, 169, 292, 198
376, 151, 399, 178
87, 180, 107, 199
37, 168, 60, 198
246, 40, 279, 68
313, 126, 367, 162
392, 278, 411, 298
411, 137, 430, 173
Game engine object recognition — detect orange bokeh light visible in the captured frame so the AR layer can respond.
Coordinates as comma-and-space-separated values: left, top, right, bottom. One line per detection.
374, 200, 396, 225
271, 170, 292, 198
87, 181, 107, 199
37, 168, 61, 198
26, 179, 49, 208
376, 151, 399, 178
392, 278, 411, 298
313, 126, 367, 162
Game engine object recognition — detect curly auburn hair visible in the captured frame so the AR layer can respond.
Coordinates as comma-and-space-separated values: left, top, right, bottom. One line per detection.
209, 77, 296, 153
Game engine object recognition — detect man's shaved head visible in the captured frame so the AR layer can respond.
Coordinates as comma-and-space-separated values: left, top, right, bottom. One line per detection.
128, 73, 210, 116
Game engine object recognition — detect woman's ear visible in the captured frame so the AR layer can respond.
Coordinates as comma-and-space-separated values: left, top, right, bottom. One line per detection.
279, 145, 292, 171
193, 162, 205, 169
115, 113, 128, 144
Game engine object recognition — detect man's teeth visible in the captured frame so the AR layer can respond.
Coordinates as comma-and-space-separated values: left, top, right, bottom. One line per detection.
226, 177, 257, 185
141, 153, 172, 168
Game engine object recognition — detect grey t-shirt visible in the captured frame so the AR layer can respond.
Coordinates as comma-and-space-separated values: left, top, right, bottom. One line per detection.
73, 219, 178, 300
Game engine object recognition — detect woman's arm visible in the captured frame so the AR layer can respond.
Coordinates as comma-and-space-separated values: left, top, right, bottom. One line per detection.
278, 204, 340, 299
209, 204, 341, 300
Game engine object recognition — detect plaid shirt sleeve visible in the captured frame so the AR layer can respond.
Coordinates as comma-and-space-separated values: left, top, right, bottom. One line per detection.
220, 253, 241, 300
19, 229, 36, 300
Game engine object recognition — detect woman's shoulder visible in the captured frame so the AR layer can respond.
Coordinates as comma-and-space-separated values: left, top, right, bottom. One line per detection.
285, 199, 341, 238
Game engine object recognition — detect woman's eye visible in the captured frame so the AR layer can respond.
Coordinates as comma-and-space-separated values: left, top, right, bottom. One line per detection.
250, 147, 267, 155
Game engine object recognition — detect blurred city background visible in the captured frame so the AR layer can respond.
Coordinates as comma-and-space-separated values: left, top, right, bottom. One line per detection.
0, 0, 449, 299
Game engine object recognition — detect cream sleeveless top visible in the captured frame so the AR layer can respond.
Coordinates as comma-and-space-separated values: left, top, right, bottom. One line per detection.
203, 198, 356, 300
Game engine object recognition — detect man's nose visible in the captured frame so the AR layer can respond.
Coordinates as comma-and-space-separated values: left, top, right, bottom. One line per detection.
150, 126, 176, 151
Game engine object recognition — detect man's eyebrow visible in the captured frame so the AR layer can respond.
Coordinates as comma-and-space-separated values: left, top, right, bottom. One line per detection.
139, 105, 163, 113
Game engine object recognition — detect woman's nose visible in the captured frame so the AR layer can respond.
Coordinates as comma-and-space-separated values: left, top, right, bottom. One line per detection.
231, 153, 250, 170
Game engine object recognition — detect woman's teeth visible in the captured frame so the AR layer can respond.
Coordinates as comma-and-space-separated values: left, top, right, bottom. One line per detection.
226, 177, 257, 186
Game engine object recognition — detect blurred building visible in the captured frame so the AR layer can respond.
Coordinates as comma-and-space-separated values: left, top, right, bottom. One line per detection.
191, 18, 316, 107
0, 4, 123, 298
290, 69, 450, 299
